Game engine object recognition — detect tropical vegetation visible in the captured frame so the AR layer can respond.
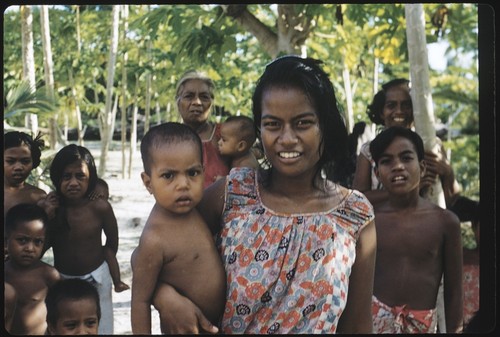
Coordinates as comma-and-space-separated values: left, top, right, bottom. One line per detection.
3, 4, 481, 200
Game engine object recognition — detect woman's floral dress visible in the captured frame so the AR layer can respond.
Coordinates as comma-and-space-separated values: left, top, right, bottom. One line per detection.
216, 168, 374, 334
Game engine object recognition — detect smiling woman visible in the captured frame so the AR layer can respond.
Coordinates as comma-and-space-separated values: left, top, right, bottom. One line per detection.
150, 56, 377, 334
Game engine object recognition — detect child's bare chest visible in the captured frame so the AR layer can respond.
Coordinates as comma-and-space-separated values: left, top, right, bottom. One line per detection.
4, 189, 42, 210
159, 219, 217, 272
5, 267, 49, 304
377, 212, 444, 258
53, 207, 103, 247
65, 206, 103, 232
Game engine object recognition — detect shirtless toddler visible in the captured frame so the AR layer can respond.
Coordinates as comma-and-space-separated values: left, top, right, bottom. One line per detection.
131, 122, 226, 334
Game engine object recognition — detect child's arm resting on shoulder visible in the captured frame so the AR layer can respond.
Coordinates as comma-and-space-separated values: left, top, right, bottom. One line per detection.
337, 219, 377, 333
152, 282, 219, 334
442, 211, 464, 333
130, 232, 164, 334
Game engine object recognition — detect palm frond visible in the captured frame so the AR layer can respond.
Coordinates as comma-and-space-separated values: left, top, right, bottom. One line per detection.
4, 81, 56, 118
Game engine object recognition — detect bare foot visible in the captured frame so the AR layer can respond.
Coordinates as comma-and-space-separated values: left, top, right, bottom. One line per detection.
114, 281, 130, 292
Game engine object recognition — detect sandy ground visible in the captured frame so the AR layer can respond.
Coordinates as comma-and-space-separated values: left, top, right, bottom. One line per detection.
42, 142, 160, 334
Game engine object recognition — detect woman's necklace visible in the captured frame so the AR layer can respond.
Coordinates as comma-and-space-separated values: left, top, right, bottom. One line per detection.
195, 122, 211, 139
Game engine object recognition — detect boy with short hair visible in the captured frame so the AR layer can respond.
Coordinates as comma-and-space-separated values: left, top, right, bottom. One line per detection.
4, 203, 61, 335
218, 115, 259, 169
131, 122, 226, 334
46, 144, 120, 334
45, 278, 101, 335
369, 126, 463, 333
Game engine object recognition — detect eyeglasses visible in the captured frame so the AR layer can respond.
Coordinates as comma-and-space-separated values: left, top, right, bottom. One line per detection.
179, 92, 213, 102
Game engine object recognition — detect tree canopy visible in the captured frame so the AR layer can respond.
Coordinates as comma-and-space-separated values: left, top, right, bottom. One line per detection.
3, 4, 481, 199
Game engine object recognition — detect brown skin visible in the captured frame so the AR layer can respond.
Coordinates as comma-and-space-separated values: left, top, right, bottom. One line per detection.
151, 87, 377, 334
5, 260, 60, 334
91, 181, 130, 292
352, 84, 460, 207
218, 122, 259, 169
131, 142, 226, 334
177, 78, 230, 187
4, 282, 17, 333
47, 297, 100, 335
177, 78, 216, 143
47, 161, 119, 276
4, 145, 59, 221
5, 220, 61, 335
373, 136, 463, 333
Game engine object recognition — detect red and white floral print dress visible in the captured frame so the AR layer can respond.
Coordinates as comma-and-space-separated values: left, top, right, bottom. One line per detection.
216, 167, 374, 334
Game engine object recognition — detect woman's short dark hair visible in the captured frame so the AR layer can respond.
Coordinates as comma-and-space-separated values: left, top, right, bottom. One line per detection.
252, 55, 349, 188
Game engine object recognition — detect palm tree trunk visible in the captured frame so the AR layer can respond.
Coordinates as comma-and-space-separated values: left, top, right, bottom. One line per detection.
20, 5, 37, 135
128, 75, 139, 179
405, 4, 445, 207
99, 5, 121, 177
405, 4, 446, 333
121, 4, 129, 179
68, 68, 84, 145
40, 5, 58, 150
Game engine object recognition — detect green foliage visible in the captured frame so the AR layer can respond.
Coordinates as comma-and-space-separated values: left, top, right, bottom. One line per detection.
4, 81, 57, 120
25, 149, 57, 191
3, 4, 479, 190
444, 135, 479, 199
461, 222, 477, 250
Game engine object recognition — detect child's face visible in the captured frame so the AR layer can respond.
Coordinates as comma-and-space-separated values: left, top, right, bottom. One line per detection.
6, 220, 45, 267
260, 87, 321, 178
375, 136, 425, 194
218, 123, 241, 156
48, 297, 99, 335
141, 141, 204, 215
381, 84, 413, 128
4, 144, 33, 186
60, 160, 90, 200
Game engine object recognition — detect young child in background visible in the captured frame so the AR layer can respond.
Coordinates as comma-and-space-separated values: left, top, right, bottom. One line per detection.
3, 131, 58, 220
131, 122, 226, 334
45, 278, 101, 335
46, 144, 120, 334
91, 178, 130, 293
4, 203, 61, 335
369, 126, 463, 333
218, 115, 259, 169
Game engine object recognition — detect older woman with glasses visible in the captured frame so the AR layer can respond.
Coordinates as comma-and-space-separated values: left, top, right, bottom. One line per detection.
175, 70, 230, 188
